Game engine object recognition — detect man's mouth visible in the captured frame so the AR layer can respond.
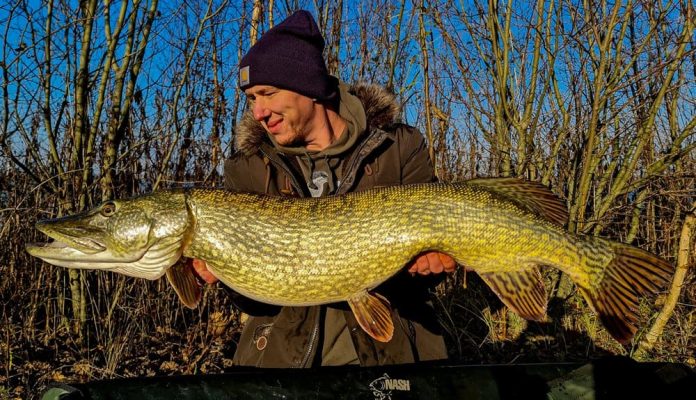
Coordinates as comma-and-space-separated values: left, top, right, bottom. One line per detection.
267, 118, 282, 132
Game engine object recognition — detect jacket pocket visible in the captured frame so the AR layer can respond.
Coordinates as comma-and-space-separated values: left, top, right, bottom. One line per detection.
232, 318, 274, 366
253, 323, 273, 351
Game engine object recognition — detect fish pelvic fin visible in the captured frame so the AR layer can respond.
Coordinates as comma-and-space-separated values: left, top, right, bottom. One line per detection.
479, 268, 548, 321
166, 258, 202, 309
347, 291, 394, 343
467, 178, 568, 226
579, 243, 674, 344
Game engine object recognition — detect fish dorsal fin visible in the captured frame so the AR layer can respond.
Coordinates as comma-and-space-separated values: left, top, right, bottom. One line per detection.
347, 291, 394, 342
467, 178, 568, 226
165, 258, 202, 309
479, 268, 548, 321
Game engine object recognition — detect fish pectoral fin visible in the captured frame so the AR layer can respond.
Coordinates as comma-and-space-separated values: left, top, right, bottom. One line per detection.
347, 291, 394, 343
480, 268, 547, 321
165, 258, 202, 309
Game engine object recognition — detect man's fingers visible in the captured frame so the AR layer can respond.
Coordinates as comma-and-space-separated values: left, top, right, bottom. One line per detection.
408, 252, 457, 276
438, 253, 457, 272
408, 264, 418, 274
416, 254, 431, 275
427, 252, 444, 274
191, 258, 219, 284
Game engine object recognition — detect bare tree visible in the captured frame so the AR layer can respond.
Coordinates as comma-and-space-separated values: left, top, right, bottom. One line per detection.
0, 1, 694, 394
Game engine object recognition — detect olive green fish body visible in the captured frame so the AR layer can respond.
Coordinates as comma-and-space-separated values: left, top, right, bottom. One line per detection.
185, 184, 602, 303
185, 187, 439, 305
26, 180, 674, 344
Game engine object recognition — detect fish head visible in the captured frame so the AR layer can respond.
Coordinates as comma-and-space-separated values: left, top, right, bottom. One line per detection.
26, 191, 191, 280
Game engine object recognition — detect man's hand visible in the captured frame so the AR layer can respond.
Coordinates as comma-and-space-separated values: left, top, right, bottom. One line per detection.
190, 258, 219, 284
407, 251, 457, 275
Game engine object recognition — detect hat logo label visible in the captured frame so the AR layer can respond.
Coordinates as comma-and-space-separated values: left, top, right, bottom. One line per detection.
240, 66, 250, 86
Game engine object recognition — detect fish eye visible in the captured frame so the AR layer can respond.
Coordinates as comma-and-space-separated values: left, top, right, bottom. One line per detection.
101, 201, 117, 217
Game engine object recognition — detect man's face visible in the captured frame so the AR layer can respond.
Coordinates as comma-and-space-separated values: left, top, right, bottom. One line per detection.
244, 85, 317, 147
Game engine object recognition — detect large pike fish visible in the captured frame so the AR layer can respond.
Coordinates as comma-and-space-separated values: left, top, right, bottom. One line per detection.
26, 179, 673, 344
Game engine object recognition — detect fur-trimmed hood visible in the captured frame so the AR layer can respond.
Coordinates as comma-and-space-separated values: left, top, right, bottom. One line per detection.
234, 82, 400, 156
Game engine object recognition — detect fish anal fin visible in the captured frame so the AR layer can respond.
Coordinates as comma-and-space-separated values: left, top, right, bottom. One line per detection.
467, 178, 568, 226
347, 291, 394, 343
165, 258, 202, 309
579, 243, 674, 344
479, 268, 547, 321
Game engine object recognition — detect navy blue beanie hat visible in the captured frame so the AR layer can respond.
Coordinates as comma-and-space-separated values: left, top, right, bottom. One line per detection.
239, 10, 338, 101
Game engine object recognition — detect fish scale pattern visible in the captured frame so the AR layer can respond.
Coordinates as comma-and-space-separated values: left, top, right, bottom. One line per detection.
184, 183, 597, 306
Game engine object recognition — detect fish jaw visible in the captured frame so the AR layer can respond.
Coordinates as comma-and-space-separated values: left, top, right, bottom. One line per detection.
27, 239, 143, 269
30, 219, 108, 254
26, 191, 191, 280
26, 228, 184, 280
27, 208, 147, 263
26, 241, 180, 280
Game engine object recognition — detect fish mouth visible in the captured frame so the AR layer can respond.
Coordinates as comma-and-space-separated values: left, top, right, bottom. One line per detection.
44, 235, 105, 253
26, 227, 184, 281
26, 220, 131, 263
25, 238, 120, 263
32, 222, 107, 255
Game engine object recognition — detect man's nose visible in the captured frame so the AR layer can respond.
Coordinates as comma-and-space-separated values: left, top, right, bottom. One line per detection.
252, 99, 270, 121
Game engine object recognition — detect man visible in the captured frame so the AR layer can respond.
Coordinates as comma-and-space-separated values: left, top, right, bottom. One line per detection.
193, 10, 456, 368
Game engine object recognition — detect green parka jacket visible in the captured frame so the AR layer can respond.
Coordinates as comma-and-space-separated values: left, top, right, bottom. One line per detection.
224, 82, 448, 368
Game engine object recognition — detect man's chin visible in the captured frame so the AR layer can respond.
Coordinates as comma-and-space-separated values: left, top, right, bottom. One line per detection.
268, 132, 297, 147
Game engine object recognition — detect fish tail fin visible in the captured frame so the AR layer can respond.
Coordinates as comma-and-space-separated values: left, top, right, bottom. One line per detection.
578, 242, 673, 343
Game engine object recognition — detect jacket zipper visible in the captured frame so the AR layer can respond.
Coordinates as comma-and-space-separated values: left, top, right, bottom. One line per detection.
336, 129, 389, 194
299, 308, 321, 367
259, 146, 306, 196
336, 143, 366, 193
